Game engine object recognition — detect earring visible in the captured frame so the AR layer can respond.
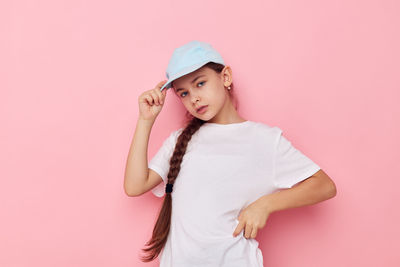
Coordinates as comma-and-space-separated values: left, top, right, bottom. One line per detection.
225, 79, 231, 90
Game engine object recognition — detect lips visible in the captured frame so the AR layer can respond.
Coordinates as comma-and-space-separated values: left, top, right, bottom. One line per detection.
196, 105, 208, 113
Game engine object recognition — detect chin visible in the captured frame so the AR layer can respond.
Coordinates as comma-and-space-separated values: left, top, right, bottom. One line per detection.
193, 114, 210, 121
201, 114, 216, 122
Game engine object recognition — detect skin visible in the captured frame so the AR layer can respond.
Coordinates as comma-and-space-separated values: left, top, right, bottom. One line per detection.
170, 65, 247, 124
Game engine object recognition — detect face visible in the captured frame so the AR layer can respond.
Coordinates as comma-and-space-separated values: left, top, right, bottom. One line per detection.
171, 66, 232, 121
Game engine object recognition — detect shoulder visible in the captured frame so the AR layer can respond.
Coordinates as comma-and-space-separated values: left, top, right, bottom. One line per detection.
237, 121, 284, 148
248, 120, 282, 137
166, 127, 184, 142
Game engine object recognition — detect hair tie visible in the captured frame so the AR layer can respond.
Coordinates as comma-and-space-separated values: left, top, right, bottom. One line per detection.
166, 183, 173, 193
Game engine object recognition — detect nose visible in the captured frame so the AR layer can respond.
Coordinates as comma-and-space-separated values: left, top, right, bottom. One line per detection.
190, 90, 200, 104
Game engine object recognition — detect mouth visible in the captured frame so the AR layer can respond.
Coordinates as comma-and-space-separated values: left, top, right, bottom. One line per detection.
196, 105, 208, 114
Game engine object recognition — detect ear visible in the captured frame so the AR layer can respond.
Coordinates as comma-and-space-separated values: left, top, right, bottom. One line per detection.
221, 66, 233, 87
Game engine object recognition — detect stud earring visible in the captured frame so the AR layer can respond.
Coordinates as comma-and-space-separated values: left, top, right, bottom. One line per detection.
225, 79, 231, 90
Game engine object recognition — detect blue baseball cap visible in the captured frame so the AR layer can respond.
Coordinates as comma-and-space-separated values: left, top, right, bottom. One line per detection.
160, 40, 225, 92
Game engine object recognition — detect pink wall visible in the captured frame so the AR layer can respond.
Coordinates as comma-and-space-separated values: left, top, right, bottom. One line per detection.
1, 0, 399, 266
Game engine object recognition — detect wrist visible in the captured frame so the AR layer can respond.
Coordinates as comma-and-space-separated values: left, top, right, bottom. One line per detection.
259, 194, 276, 214
138, 116, 156, 125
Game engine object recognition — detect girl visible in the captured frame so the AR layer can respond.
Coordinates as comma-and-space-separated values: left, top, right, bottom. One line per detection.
124, 40, 336, 267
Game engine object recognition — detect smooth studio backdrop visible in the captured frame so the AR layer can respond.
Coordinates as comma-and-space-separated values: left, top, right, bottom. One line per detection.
1, 0, 399, 266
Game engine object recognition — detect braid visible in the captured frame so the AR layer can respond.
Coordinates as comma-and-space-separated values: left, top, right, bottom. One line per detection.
140, 117, 205, 261
140, 62, 237, 262
166, 118, 205, 193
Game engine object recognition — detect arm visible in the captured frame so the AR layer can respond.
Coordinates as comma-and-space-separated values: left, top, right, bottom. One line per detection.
123, 117, 155, 196
125, 80, 168, 196
259, 169, 337, 213
233, 169, 336, 238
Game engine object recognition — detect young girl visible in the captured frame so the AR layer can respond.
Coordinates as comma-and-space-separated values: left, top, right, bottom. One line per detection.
124, 40, 336, 267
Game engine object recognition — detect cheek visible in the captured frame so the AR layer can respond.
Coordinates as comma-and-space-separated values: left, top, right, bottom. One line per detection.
212, 88, 227, 104
182, 100, 193, 111
203, 86, 219, 100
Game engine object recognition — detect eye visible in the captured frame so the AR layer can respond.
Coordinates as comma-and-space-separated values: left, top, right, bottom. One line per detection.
179, 81, 205, 98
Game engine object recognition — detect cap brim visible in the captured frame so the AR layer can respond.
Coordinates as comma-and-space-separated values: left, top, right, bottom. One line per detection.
159, 60, 213, 92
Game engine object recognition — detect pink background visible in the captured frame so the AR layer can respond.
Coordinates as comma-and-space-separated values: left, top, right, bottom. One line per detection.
1, 0, 399, 266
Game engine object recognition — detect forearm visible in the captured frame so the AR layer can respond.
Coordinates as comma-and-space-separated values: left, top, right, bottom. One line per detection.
259, 176, 336, 214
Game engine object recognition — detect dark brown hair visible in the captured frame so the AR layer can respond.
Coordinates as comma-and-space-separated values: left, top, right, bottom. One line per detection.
140, 62, 238, 262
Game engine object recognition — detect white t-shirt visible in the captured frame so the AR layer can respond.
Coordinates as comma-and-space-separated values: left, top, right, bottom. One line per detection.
148, 120, 320, 267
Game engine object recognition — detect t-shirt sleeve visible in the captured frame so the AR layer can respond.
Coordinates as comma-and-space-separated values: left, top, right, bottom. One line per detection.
148, 128, 182, 197
272, 127, 321, 189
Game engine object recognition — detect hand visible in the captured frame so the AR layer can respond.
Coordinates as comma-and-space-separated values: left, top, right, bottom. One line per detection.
233, 198, 272, 239
138, 80, 168, 121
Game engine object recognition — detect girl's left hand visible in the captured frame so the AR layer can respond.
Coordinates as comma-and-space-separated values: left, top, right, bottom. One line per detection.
233, 198, 272, 239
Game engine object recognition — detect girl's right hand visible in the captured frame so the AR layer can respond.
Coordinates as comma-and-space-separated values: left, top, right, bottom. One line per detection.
138, 80, 169, 121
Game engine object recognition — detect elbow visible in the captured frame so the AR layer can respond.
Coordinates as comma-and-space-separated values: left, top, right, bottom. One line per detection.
315, 170, 337, 199
124, 182, 141, 197
124, 186, 134, 197
125, 188, 141, 197
124, 188, 134, 197
325, 179, 337, 199
124, 174, 143, 197
124, 185, 145, 197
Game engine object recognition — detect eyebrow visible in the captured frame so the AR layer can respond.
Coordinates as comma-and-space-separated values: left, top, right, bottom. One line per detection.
175, 75, 206, 92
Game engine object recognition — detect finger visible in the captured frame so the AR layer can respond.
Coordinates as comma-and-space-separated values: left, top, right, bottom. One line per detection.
160, 84, 169, 93
143, 94, 154, 106
161, 86, 168, 96
244, 223, 252, 239
250, 226, 258, 239
156, 80, 168, 89
149, 91, 160, 105
233, 220, 244, 237
154, 88, 164, 105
